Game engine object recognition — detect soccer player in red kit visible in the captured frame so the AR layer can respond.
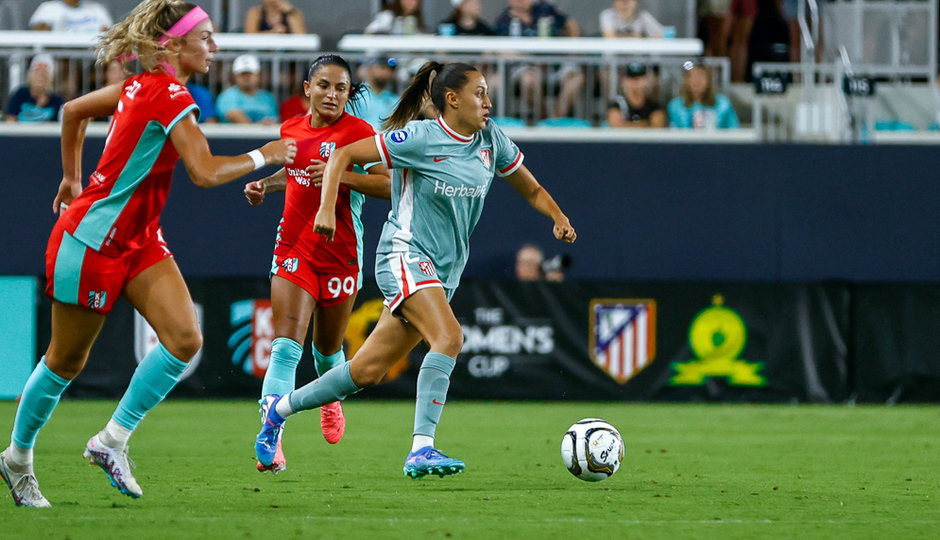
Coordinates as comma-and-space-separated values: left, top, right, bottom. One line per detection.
244, 55, 390, 473
0, 0, 296, 508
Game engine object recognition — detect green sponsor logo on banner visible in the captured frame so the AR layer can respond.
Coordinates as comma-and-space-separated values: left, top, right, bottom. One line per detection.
670, 294, 765, 386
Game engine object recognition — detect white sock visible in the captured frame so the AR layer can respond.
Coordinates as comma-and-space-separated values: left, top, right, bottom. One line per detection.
274, 394, 295, 419
99, 419, 133, 449
411, 435, 434, 452
7, 443, 33, 469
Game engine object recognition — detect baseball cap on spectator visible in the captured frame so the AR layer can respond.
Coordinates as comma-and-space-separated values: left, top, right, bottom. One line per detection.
367, 54, 397, 70
682, 58, 705, 72
625, 63, 647, 78
233, 54, 261, 74
451, 0, 467, 6
30, 53, 55, 76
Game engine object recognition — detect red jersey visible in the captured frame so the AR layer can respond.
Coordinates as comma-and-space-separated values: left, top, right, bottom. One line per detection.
276, 112, 375, 272
62, 72, 198, 257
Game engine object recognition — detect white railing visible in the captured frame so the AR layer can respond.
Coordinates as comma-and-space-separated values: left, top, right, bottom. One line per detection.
0, 31, 724, 127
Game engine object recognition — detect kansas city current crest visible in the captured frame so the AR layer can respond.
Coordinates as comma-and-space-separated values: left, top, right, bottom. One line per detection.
320, 141, 336, 158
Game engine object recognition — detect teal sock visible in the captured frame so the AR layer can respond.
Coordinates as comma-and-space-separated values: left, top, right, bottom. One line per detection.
288, 361, 360, 414
11, 357, 71, 450
413, 353, 456, 438
312, 345, 345, 378
112, 344, 187, 431
261, 337, 302, 398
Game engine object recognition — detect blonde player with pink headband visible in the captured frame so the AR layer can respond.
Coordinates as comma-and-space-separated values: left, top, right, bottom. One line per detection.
0, 0, 296, 508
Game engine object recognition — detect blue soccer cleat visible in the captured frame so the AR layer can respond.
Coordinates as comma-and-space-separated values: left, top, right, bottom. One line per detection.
255, 395, 286, 468
403, 446, 465, 479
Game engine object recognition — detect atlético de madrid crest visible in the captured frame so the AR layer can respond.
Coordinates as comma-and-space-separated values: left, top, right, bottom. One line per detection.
479, 149, 491, 168
320, 141, 336, 158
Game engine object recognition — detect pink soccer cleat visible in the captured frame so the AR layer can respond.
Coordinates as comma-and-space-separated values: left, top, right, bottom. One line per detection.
320, 401, 345, 444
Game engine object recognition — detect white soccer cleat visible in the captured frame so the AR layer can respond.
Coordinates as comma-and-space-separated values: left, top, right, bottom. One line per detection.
0, 448, 51, 508
83, 435, 143, 499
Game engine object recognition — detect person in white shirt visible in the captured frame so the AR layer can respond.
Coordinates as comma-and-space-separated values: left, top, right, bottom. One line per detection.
599, 0, 663, 38
29, 0, 112, 33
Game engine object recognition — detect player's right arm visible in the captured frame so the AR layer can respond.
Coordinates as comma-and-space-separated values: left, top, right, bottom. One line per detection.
244, 167, 288, 206
54, 83, 124, 213
313, 136, 383, 241
170, 114, 297, 188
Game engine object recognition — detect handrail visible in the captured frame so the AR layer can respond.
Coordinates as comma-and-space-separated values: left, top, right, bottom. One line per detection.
0, 31, 321, 51
337, 34, 703, 56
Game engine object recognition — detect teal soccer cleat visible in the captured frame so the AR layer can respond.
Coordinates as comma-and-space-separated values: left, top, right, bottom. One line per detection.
255, 395, 286, 467
403, 446, 465, 479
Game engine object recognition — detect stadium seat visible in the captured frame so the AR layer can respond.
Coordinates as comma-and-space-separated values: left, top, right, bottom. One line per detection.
489, 116, 528, 128
535, 117, 592, 128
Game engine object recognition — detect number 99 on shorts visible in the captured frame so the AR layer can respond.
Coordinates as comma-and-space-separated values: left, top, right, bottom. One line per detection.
327, 276, 356, 299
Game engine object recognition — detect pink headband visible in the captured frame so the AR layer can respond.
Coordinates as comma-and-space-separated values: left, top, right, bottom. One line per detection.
158, 6, 210, 45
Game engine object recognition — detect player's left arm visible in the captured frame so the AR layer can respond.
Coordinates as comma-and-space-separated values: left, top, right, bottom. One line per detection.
504, 165, 577, 244
308, 161, 391, 200
55, 83, 124, 213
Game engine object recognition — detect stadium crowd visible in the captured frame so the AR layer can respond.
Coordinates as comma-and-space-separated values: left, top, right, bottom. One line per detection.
2, 0, 817, 128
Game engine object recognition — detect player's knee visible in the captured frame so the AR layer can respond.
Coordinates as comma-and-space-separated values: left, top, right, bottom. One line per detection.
165, 328, 203, 361
429, 325, 464, 358
350, 362, 386, 388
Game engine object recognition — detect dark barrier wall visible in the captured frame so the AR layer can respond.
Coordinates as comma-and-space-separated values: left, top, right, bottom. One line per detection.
3, 136, 939, 281
47, 278, 858, 402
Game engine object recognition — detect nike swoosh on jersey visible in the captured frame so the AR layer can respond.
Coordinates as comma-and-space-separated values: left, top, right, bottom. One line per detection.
432, 399, 445, 405
433, 157, 450, 162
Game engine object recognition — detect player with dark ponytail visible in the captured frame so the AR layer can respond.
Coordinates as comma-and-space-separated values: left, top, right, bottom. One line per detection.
255, 61, 575, 480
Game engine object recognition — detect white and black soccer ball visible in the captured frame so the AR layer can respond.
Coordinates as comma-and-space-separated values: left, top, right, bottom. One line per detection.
560, 418, 624, 482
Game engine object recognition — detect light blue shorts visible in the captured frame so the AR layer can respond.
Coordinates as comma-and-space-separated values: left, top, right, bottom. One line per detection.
374, 251, 454, 313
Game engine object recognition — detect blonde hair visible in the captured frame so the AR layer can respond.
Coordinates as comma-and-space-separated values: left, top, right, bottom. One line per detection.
97, 0, 198, 71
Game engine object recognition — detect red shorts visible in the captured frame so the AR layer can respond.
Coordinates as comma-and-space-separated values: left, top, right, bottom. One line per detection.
270, 252, 359, 307
45, 219, 172, 315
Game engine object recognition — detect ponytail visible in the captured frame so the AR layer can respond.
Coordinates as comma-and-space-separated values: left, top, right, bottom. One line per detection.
97, 0, 198, 71
382, 60, 442, 132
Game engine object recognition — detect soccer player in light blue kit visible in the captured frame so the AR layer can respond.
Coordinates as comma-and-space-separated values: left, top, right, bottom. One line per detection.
255, 61, 576, 479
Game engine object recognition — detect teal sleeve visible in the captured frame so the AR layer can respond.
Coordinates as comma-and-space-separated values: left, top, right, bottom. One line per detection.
382, 121, 426, 169
491, 122, 523, 175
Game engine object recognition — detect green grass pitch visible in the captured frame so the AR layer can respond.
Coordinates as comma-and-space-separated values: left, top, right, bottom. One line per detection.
0, 400, 937, 539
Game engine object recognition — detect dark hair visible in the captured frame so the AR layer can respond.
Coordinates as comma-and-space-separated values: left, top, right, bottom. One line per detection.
383, 61, 478, 131
389, 0, 425, 31
306, 54, 364, 112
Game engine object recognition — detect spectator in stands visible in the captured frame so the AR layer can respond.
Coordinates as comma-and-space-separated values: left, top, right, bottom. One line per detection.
515, 244, 545, 281
5, 54, 64, 123
728, 0, 756, 82
365, 0, 426, 35
746, 0, 790, 82
438, 0, 494, 36
216, 54, 279, 124
493, 0, 583, 120
493, 0, 579, 38
187, 78, 218, 124
698, 0, 729, 58
599, 0, 664, 38
607, 63, 665, 128
103, 59, 128, 87
668, 60, 739, 129
279, 84, 309, 121
515, 244, 565, 282
244, 0, 306, 34
357, 55, 400, 131
28, 0, 112, 32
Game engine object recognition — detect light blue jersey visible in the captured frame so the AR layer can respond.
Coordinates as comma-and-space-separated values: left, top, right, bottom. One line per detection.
375, 117, 524, 290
